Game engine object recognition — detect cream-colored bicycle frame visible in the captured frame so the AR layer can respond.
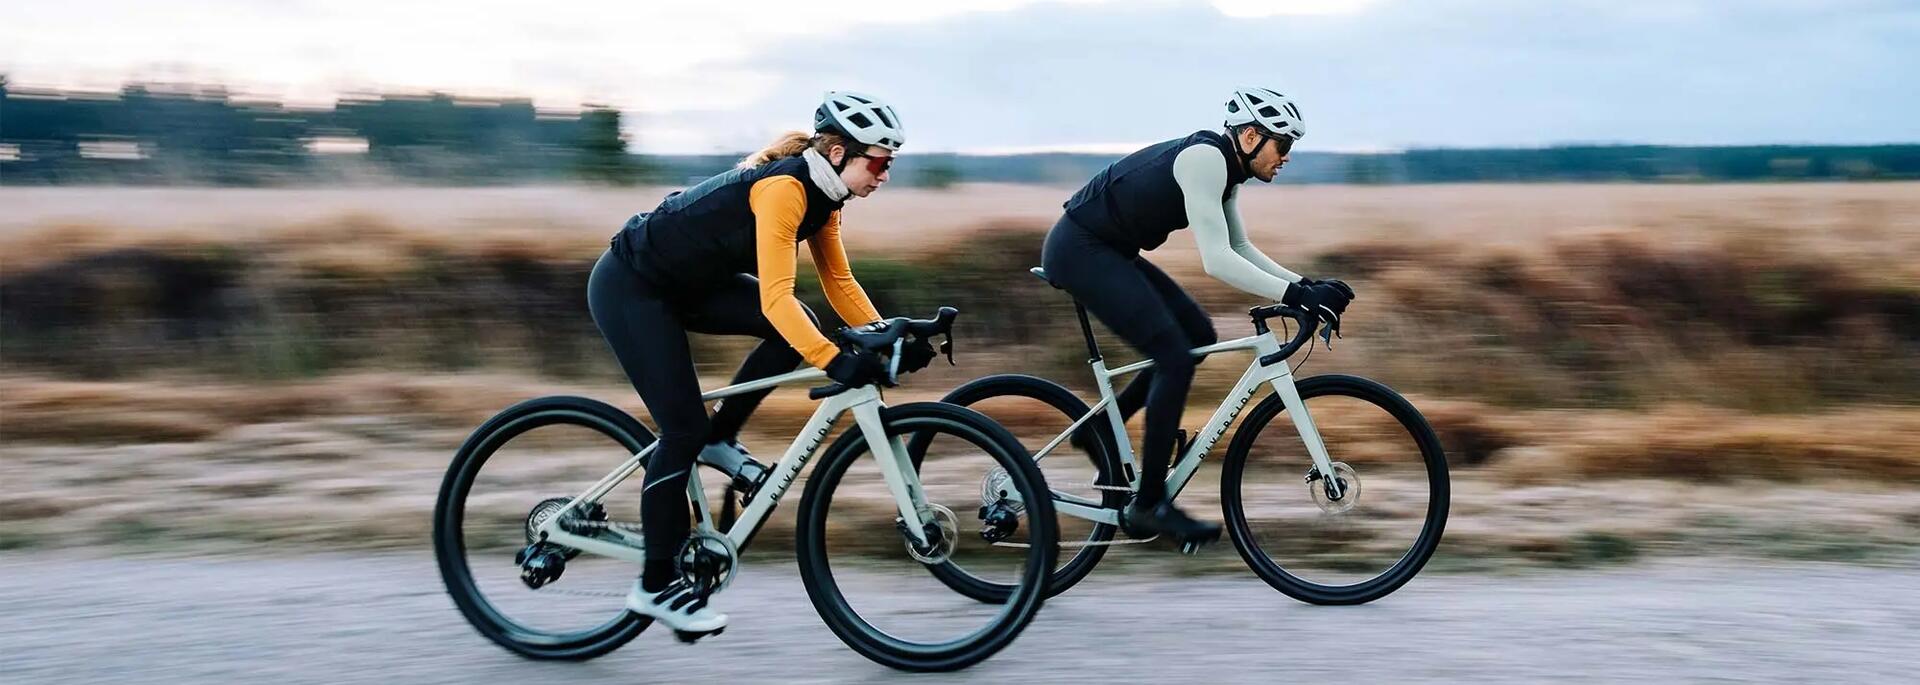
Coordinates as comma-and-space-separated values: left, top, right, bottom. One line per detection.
1033, 326, 1342, 527
529, 368, 935, 563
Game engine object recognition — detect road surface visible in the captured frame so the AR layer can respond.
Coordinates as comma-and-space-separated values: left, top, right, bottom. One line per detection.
3, 553, 1916, 683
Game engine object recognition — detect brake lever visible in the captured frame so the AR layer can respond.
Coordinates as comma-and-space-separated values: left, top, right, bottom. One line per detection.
888, 338, 904, 384
1309, 306, 1341, 350
940, 335, 955, 366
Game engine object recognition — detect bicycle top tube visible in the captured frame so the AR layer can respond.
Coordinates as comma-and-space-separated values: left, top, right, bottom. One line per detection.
700, 367, 828, 403
1105, 335, 1265, 378
1104, 304, 1318, 378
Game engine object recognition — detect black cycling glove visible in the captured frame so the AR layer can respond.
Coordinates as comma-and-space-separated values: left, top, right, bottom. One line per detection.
825, 348, 889, 388
1282, 280, 1354, 329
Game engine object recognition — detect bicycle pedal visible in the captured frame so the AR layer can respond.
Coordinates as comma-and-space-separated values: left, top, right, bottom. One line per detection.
1175, 529, 1220, 555
673, 626, 725, 644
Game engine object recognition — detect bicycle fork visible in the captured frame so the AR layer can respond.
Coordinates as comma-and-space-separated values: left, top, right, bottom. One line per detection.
1267, 366, 1344, 500
850, 397, 935, 548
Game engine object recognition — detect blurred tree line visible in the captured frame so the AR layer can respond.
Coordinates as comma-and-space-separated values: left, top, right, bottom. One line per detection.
1384, 145, 1920, 183
0, 76, 643, 185
3, 75, 1916, 186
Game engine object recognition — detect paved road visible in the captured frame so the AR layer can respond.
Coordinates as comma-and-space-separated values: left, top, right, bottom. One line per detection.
3, 553, 1916, 683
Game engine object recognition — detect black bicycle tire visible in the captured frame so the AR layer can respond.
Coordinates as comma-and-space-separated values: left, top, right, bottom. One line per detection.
1219, 375, 1450, 605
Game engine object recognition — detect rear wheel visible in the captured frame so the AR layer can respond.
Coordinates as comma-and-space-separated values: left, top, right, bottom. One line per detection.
433, 396, 655, 660
930, 374, 1124, 599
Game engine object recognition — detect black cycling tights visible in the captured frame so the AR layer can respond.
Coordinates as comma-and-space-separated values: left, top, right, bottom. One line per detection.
1042, 216, 1217, 506
588, 250, 812, 587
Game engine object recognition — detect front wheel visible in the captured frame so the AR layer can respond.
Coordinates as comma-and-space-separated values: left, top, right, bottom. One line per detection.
795, 402, 1058, 672
1221, 375, 1449, 605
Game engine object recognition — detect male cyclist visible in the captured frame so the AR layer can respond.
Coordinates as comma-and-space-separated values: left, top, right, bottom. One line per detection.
1041, 87, 1354, 547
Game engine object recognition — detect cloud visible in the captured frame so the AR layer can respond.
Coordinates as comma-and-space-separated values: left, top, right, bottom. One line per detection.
668, 0, 1920, 152
4, 0, 1915, 151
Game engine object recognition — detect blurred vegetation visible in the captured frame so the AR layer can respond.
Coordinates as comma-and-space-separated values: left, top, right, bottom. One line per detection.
3, 214, 1917, 412
4, 195, 1918, 562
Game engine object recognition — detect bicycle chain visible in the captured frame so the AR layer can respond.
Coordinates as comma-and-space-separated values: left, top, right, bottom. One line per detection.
991, 535, 1158, 549
566, 518, 646, 535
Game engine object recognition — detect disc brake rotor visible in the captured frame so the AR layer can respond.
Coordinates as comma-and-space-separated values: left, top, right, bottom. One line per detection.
980, 467, 1026, 514
904, 503, 960, 564
1308, 462, 1362, 514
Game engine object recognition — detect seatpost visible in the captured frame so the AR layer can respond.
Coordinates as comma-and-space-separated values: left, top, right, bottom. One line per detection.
1074, 301, 1102, 362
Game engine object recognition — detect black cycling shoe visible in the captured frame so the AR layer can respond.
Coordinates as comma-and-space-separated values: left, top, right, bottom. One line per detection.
1122, 500, 1221, 551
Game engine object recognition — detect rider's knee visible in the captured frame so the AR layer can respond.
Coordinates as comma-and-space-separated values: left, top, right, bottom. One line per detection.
1189, 322, 1219, 348
656, 413, 712, 446
1146, 330, 1197, 382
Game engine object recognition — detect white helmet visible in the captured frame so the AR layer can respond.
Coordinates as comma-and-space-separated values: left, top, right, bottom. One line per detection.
814, 91, 906, 151
1223, 87, 1305, 140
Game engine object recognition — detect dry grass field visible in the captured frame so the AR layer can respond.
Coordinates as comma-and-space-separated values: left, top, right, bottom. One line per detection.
3, 183, 1917, 566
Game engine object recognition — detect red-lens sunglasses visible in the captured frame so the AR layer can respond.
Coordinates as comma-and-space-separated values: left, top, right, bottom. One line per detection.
850, 151, 894, 174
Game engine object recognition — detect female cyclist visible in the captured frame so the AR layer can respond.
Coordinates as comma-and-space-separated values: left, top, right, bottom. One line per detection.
589, 91, 916, 636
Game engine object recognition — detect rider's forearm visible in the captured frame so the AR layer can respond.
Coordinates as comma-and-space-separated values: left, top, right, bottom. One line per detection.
808, 212, 884, 326
1174, 145, 1295, 302
1224, 195, 1304, 284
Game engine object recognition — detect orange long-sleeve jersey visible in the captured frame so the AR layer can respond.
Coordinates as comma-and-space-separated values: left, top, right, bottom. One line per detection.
748, 175, 883, 368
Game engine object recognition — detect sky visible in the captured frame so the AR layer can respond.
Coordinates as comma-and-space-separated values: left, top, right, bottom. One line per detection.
2, 0, 1916, 153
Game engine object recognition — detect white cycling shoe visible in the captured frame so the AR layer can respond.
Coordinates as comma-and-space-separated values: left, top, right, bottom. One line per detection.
626, 579, 728, 639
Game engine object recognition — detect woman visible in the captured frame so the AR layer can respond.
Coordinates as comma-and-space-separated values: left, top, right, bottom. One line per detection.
590, 91, 908, 635
1044, 87, 1353, 548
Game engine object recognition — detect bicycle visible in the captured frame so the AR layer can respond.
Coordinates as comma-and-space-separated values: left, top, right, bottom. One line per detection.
432, 307, 1059, 672
937, 268, 1448, 605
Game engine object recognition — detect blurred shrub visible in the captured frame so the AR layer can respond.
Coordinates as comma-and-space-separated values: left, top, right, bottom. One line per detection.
4, 218, 1917, 411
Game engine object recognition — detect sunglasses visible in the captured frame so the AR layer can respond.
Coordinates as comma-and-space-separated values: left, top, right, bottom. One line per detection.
1262, 132, 1296, 157
849, 151, 894, 175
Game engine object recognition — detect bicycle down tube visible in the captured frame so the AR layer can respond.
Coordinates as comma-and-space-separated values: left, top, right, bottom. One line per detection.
534, 367, 933, 563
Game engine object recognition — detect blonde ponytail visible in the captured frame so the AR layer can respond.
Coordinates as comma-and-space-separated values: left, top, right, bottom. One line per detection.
739, 131, 813, 168
739, 130, 860, 169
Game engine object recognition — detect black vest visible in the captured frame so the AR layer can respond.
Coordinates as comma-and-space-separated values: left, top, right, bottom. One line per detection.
612, 156, 845, 287
1062, 130, 1248, 252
